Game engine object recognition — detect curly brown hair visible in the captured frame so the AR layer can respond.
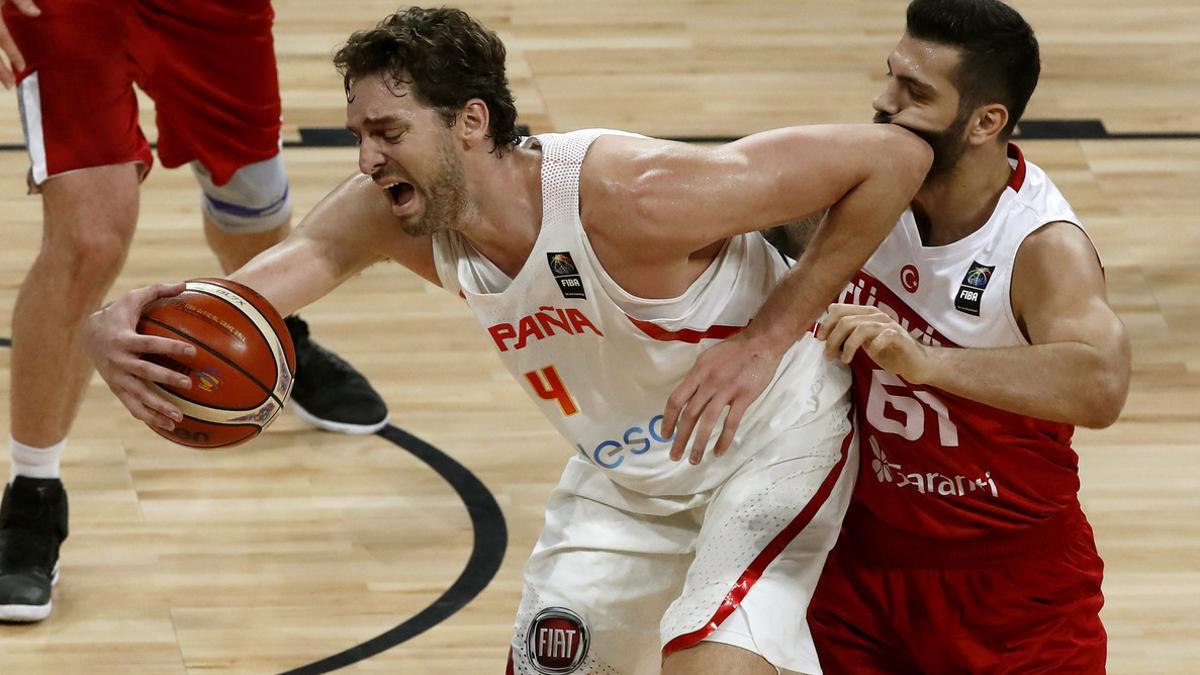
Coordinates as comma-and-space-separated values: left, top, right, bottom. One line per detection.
333, 7, 520, 155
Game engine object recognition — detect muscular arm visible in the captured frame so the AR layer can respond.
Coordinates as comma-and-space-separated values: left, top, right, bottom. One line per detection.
634, 124, 932, 462
919, 222, 1131, 427
824, 222, 1131, 429
230, 173, 438, 316
84, 172, 435, 430
587, 125, 929, 307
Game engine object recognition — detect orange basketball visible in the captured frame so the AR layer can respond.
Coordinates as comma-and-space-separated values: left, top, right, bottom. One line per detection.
136, 278, 296, 449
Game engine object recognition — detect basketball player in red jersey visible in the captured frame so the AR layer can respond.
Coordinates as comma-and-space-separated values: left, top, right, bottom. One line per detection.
667, 0, 1132, 671
0, 0, 388, 622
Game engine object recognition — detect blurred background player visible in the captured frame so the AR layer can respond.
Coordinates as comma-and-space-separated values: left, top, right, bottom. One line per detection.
668, 0, 1131, 671
0, 0, 388, 622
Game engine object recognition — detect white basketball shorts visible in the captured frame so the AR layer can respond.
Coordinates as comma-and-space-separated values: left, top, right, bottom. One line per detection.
507, 403, 858, 675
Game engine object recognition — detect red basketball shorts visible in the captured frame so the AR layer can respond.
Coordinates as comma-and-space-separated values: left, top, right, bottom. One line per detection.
4, 0, 282, 188
809, 505, 1107, 674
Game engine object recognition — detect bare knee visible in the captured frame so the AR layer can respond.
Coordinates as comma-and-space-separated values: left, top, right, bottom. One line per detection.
33, 166, 139, 308
661, 642, 778, 675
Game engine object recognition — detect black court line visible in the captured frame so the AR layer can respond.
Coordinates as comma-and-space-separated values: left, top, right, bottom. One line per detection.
279, 424, 507, 674
0, 119, 1197, 153
0, 336, 508, 673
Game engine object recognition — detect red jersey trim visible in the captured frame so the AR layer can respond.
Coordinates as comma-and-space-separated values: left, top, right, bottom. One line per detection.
1007, 143, 1027, 192
505, 646, 514, 674
660, 414, 854, 659
626, 315, 745, 343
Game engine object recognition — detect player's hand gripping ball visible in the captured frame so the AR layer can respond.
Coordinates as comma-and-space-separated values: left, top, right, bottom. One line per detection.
136, 278, 296, 448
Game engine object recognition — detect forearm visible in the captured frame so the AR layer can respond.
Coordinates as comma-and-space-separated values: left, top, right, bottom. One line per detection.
228, 235, 366, 318
747, 157, 924, 351
919, 341, 1128, 428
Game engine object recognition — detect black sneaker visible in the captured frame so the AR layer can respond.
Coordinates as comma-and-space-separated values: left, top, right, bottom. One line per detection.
0, 477, 68, 622
285, 315, 389, 435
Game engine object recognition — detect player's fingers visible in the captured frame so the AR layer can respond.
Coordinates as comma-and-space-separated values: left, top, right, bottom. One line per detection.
823, 314, 869, 359
10, 0, 42, 17
815, 305, 847, 342
126, 357, 192, 389
129, 334, 196, 359
712, 402, 746, 457
121, 391, 174, 430
0, 29, 23, 88
662, 376, 699, 440
669, 392, 711, 462
138, 387, 183, 424
688, 400, 724, 465
863, 328, 906, 365
839, 322, 884, 364
125, 282, 185, 312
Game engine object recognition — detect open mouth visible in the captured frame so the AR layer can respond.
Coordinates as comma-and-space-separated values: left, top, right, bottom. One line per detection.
383, 180, 416, 211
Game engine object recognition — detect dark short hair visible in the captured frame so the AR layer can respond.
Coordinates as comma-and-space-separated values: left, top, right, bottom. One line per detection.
906, 0, 1040, 138
334, 7, 520, 155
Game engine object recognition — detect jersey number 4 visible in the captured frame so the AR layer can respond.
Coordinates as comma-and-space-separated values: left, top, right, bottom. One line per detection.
525, 365, 579, 416
866, 369, 959, 447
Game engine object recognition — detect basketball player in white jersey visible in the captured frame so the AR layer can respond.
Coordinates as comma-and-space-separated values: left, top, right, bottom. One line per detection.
669, 0, 1131, 671
80, 7, 933, 675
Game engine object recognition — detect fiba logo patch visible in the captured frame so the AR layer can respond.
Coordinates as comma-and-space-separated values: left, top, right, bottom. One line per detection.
954, 260, 996, 317
900, 264, 920, 293
526, 607, 590, 674
547, 252, 586, 300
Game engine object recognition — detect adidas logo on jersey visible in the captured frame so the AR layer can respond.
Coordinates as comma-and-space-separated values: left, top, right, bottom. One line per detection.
870, 435, 999, 499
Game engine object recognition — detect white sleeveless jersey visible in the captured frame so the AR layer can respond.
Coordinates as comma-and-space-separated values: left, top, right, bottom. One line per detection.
433, 129, 850, 496
849, 144, 1084, 348
839, 145, 1095, 537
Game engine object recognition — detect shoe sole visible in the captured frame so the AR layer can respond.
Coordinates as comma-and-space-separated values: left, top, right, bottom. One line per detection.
0, 567, 57, 623
289, 401, 389, 435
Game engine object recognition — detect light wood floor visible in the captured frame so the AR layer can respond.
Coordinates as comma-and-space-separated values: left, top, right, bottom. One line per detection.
1, 1, 1198, 673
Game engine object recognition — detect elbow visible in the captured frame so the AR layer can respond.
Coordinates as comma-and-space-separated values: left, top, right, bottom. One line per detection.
872, 124, 933, 185
1077, 373, 1130, 429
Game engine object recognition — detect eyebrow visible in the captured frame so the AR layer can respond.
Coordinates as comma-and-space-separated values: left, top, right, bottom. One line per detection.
346, 115, 411, 134
887, 57, 938, 98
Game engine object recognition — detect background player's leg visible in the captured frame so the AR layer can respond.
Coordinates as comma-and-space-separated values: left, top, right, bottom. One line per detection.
10, 165, 139, 448
190, 157, 388, 434
203, 212, 289, 273
1, 164, 140, 622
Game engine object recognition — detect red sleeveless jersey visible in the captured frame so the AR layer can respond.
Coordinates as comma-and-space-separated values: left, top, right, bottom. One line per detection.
839, 145, 1097, 538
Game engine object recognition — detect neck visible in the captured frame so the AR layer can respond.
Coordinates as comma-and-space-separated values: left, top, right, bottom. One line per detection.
911, 141, 1014, 246
458, 142, 544, 276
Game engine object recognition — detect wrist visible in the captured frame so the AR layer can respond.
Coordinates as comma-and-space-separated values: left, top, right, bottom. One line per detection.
740, 320, 800, 357
910, 344, 944, 385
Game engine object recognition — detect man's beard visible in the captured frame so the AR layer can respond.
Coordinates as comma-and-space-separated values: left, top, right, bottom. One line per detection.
400, 138, 474, 237
874, 110, 970, 180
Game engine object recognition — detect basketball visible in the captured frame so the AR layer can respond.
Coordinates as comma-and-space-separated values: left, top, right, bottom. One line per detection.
136, 278, 296, 449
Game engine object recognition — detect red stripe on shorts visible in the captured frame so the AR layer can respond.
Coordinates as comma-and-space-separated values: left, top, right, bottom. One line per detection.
661, 414, 854, 659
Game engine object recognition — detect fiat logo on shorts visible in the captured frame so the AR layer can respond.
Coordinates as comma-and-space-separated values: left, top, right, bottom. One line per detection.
526, 606, 590, 674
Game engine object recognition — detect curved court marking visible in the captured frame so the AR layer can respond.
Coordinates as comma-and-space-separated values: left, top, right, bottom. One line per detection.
280, 424, 509, 674
0, 336, 508, 674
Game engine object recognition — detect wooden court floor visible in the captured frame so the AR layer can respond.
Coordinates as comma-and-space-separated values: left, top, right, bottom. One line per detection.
0, 1, 1197, 673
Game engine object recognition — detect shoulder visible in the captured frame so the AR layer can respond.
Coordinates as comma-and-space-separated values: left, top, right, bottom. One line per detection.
1011, 220, 1104, 326
577, 134, 705, 239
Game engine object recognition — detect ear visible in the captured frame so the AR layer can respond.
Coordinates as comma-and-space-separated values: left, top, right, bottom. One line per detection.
458, 99, 491, 149
967, 103, 1009, 146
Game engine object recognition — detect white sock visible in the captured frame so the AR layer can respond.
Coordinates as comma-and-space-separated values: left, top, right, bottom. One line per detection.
9, 436, 65, 482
